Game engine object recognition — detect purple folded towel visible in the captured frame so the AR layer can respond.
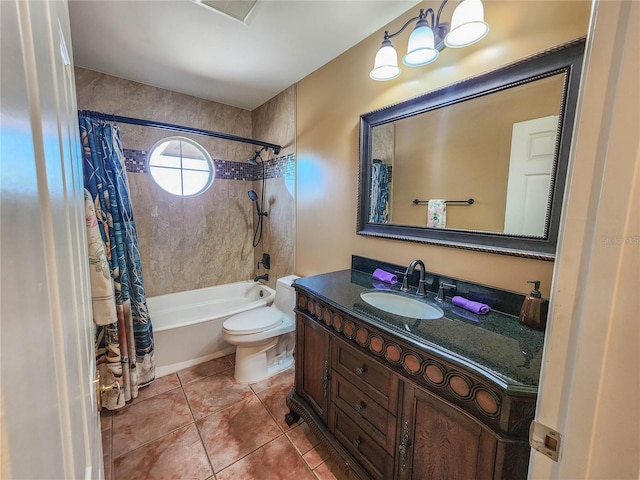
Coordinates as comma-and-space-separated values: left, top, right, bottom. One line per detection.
372, 268, 398, 285
452, 296, 491, 315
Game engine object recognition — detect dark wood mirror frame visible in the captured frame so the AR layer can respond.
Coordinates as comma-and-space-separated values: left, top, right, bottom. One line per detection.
357, 38, 585, 261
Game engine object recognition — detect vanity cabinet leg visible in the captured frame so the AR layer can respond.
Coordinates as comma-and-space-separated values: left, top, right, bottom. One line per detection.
285, 410, 300, 426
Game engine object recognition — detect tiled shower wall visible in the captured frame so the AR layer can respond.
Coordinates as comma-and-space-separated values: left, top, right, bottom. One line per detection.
251, 86, 296, 289
74, 68, 295, 296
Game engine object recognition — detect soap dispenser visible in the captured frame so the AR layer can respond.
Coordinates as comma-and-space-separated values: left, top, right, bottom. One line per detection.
519, 281, 547, 330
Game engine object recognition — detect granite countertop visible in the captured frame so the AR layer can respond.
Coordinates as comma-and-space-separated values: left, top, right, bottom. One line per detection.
294, 269, 545, 394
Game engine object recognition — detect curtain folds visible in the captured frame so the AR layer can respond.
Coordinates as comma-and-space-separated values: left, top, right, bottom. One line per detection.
369, 162, 390, 224
80, 114, 155, 410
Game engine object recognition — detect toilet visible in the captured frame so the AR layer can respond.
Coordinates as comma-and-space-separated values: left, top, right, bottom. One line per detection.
222, 275, 300, 383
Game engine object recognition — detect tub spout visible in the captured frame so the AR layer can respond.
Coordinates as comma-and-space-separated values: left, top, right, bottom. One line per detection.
254, 273, 269, 282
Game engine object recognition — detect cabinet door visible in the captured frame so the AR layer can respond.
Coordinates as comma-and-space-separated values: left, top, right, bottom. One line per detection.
398, 384, 497, 480
296, 313, 331, 422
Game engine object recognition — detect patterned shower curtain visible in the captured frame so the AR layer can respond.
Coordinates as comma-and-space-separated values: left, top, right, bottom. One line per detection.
369, 161, 390, 223
80, 113, 155, 410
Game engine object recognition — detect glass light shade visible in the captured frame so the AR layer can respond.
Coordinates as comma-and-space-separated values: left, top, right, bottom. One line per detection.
444, 0, 489, 48
370, 41, 400, 81
403, 22, 439, 66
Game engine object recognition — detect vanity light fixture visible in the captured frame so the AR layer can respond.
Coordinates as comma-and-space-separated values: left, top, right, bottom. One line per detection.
370, 0, 489, 81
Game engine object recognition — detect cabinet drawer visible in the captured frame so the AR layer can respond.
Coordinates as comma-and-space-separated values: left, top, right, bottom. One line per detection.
333, 337, 399, 413
332, 406, 394, 480
332, 372, 396, 455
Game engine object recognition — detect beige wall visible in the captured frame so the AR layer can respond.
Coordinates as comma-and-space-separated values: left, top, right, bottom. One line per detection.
75, 68, 295, 296
296, 0, 591, 296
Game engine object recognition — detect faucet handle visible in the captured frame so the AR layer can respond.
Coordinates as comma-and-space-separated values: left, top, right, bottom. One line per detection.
395, 271, 410, 292
436, 282, 457, 302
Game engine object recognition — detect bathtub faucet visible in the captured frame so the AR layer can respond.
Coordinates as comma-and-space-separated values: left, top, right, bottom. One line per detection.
254, 273, 269, 282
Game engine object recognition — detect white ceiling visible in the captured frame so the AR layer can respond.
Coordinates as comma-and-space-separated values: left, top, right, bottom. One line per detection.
68, 0, 420, 110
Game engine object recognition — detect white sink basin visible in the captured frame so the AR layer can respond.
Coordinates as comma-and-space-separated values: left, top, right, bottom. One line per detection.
360, 291, 444, 320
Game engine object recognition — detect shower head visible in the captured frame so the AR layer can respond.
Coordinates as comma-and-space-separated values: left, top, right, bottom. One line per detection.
247, 150, 262, 165
248, 190, 267, 217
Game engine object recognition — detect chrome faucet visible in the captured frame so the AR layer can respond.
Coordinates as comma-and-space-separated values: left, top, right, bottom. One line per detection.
401, 259, 427, 297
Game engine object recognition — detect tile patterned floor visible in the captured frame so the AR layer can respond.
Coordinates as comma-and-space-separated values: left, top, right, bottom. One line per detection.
101, 355, 352, 480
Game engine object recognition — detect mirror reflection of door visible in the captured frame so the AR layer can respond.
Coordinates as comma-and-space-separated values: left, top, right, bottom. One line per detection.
504, 115, 559, 236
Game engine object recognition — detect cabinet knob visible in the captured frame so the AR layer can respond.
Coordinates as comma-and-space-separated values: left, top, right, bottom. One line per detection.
355, 366, 366, 376
354, 402, 365, 412
352, 437, 362, 449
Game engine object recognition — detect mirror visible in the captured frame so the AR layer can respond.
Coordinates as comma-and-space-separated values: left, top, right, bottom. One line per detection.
357, 39, 585, 260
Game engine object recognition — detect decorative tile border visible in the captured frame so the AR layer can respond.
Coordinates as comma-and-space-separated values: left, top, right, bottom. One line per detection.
123, 148, 295, 182
214, 159, 257, 181
123, 149, 148, 174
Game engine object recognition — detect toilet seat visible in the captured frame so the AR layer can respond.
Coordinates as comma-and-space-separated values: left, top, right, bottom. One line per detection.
223, 308, 284, 335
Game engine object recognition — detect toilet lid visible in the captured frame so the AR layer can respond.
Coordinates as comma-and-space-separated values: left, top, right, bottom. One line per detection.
223, 308, 284, 335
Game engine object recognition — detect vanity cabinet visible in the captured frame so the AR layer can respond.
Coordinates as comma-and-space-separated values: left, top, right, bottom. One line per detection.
398, 384, 500, 479
287, 288, 534, 480
295, 312, 330, 423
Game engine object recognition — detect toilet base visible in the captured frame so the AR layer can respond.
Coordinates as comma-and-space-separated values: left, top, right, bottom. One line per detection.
232, 332, 295, 383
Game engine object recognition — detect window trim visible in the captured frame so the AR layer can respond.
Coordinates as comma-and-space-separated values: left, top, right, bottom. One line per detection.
147, 136, 215, 197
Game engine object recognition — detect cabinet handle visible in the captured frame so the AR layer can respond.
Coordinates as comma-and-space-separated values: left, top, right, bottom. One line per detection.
320, 360, 329, 397
352, 437, 362, 449
354, 402, 365, 412
399, 421, 411, 473
355, 366, 366, 376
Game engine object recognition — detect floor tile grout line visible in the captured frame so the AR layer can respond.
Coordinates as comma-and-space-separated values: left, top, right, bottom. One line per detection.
178, 364, 236, 389
281, 433, 321, 479
255, 384, 298, 434
217, 432, 286, 476
187, 388, 218, 478
111, 419, 197, 462
214, 431, 302, 478
176, 366, 218, 478
189, 385, 257, 424
110, 383, 195, 461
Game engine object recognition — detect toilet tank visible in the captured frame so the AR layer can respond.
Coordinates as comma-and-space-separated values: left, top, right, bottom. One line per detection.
273, 275, 300, 318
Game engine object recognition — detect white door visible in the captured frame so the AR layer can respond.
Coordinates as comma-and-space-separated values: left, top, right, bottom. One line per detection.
503, 115, 559, 236
1, 1, 103, 479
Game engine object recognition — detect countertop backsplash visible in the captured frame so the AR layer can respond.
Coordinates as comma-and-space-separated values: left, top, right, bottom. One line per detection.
351, 255, 545, 318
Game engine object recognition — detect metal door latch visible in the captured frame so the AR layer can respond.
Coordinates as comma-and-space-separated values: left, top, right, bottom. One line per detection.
529, 420, 562, 461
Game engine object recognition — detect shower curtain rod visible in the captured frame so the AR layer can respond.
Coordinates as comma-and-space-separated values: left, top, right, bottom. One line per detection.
78, 110, 282, 154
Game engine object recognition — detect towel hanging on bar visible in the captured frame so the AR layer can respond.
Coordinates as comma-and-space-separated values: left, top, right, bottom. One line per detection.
427, 199, 447, 228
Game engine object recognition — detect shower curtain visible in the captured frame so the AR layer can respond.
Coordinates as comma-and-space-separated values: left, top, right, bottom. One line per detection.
369, 161, 390, 223
80, 113, 155, 410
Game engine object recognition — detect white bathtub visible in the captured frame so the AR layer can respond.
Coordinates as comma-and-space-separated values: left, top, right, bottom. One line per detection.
148, 281, 276, 377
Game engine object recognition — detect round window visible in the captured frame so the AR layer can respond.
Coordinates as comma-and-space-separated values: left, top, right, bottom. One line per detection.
147, 136, 215, 196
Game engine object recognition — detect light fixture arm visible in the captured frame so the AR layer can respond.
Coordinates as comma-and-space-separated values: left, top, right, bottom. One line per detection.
435, 0, 449, 28
384, 2, 451, 50
385, 8, 432, 41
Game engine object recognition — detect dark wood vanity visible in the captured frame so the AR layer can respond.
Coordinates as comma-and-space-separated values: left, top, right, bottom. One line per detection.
286, 265, 542, 480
